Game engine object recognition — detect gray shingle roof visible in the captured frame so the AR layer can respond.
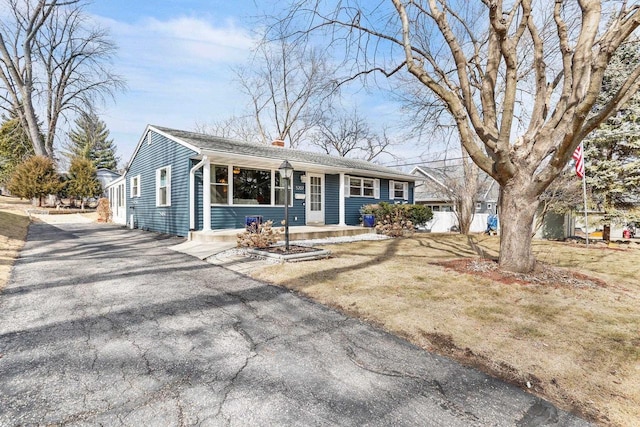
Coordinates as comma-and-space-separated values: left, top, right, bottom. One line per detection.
152, 126, 414, 180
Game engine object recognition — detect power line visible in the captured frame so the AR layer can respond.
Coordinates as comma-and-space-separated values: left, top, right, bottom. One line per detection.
381, 156, 466, 168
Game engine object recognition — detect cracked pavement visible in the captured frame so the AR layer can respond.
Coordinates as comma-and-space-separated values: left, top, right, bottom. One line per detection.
0, 222, 592, 426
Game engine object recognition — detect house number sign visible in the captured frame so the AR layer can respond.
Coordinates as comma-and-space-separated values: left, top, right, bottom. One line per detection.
295, 185, 305, 191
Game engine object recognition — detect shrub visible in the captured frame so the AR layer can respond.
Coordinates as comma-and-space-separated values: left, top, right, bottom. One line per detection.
407, 204, 432, 225
360, 202, 433, 237
237, 220, 282, 248
65, 156, 101, 209
96, 197, 112, 222
8, 155, 62, 206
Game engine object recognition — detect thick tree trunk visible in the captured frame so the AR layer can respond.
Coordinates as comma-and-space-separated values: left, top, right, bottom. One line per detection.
457, 195, 475, 234
498, 180, 540, 273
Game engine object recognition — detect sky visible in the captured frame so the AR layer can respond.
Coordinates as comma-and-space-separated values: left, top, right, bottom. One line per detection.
78, 0, 431, 169
82, 1, 264, 164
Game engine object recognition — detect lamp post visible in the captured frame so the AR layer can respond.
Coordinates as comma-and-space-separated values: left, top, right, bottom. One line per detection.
278, 160, 293, 251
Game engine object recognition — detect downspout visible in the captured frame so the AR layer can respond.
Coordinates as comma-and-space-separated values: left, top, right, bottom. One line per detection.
189, 156, 207, 233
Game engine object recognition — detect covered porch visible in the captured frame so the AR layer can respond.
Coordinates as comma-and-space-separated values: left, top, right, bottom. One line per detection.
189, 224, 375, 243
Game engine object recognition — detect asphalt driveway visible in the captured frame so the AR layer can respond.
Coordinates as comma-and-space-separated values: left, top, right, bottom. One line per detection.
0, 222, 591, 426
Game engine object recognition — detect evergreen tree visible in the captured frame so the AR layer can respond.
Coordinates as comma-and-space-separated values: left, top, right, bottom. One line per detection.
0, 115, 34, 186
66, 112, 119, 171
8, 156, 62, 206
66, 156, 101, 209
585, 40, 640, 235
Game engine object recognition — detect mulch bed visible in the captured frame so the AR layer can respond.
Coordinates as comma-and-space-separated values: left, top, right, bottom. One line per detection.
434, 258, 608, 288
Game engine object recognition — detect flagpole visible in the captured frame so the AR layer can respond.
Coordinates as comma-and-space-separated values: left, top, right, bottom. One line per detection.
582, 171, 589, 248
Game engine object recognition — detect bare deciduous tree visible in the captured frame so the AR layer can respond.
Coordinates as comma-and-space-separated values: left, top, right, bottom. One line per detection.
309, 107, 393, 161
276, 0, 640, 272
0, 0, 124, 157
235, 36, 336, 148
195, 116, 262, 144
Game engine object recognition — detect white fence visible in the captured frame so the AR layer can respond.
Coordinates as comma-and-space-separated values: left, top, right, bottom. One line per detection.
421, 212, 493, 233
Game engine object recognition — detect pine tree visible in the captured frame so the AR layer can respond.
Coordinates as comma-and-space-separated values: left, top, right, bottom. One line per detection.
66, 112, 119, 171
0, 115, 34, 186
66, 156, 101, 209
585, 40, 640, 235
8, 156, 62, 206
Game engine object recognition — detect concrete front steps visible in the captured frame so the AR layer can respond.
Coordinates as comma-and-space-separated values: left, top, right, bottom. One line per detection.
189, 225, 375, 243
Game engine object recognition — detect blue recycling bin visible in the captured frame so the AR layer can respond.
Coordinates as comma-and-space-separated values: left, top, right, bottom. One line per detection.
363, 214, 375, 227
245, 215, 263, 231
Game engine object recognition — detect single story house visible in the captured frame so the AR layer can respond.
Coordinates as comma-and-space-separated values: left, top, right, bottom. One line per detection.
107, 125, 415, 237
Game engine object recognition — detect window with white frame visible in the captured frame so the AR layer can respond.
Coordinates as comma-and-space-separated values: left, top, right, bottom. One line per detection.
156, 166, 171, 206
210, 165, 229, 204
130, 175, 141, 198
348, 176, 378, 198
389, 181, 409, 200
209, 165, 292, 206
476, 202, 482, 210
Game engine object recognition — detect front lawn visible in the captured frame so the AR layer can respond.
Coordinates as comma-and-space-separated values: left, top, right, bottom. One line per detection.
251, 234, 640, 427
0, 196, 32, 291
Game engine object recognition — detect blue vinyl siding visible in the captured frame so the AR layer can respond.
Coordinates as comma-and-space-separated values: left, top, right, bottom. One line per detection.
344, 178, 413, 226
324, 174, 340, 225
199, 171, 306, 230
123, 128, 415, 235
126, 131, 197, 236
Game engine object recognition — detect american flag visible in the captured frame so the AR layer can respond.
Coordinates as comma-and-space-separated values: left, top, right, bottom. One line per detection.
572, 142, 585, 179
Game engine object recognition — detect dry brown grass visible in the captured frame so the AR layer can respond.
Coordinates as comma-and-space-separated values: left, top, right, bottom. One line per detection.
0, 196, 32, 291
251, 234, 640, 427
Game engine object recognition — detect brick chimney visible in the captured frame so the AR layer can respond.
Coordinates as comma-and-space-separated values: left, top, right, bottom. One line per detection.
271, 139, 285, 147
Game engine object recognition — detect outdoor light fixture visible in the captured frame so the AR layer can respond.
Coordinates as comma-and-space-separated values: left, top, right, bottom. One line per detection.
278, 160, 293, 251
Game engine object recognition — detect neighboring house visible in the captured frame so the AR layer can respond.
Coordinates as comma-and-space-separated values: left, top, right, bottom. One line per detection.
106, 125, 415, 237
410, 165, 499, 233
411, 165, 498, 214
96, 168, 121, 197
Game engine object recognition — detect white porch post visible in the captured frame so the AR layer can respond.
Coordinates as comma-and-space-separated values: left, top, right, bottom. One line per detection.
189, 157, 207, 231
339, 172, 346, 226
203, 157, 212, 231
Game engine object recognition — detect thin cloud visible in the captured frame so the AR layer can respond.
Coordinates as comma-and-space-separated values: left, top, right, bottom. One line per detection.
86, 13, 257, 161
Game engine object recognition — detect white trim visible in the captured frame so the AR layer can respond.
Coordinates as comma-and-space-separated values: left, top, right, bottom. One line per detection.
109, 180, 127, 225
156, 165, 172, 207
202, 158, 211, 231
189, 157, 207, 231
130, 174, 141, 198
348, 176, 377, 198
339, 173, 346, 226
390, 180, 409, 201
124, 125, 201, 174
306, 173, 324, 224
200, 149, 415, 182
208, 164, 293, 207
104, 174, 125, 190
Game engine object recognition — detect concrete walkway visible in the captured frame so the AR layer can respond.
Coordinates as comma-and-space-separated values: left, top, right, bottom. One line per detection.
0, 222, 592, 426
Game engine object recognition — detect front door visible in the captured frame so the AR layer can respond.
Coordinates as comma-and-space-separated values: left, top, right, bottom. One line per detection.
306, 174, 324, 224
